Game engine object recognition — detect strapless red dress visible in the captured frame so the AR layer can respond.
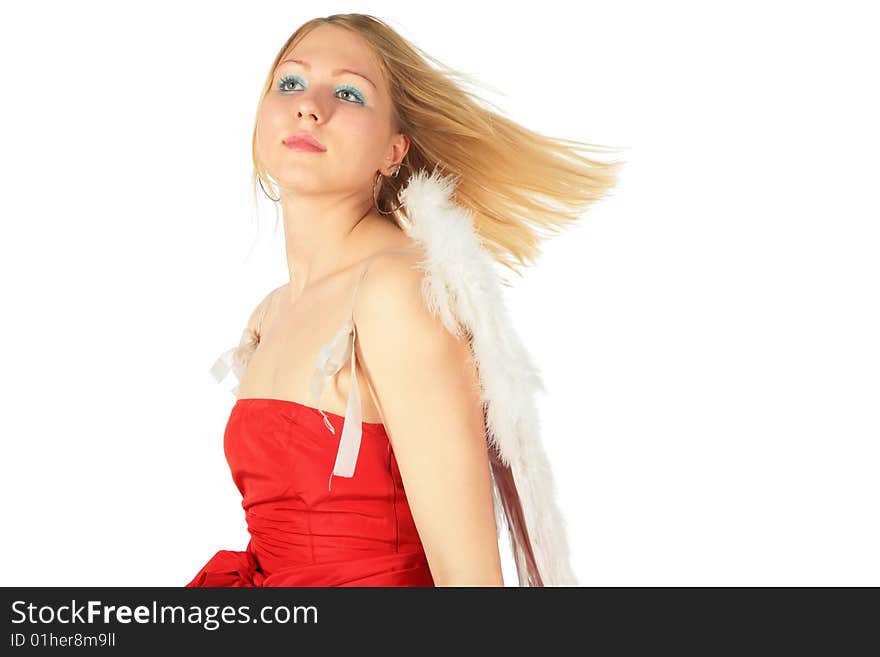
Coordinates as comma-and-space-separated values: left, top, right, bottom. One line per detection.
185, 397, 435, 587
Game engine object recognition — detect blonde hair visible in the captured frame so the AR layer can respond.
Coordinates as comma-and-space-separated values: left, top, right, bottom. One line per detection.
251, 13, 624, 586
252, 13, 625, 283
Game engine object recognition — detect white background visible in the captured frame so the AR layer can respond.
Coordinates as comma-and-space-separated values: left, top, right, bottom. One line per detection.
0, 1, 877, 586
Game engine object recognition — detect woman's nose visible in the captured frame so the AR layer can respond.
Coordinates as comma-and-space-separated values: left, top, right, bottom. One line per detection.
290, 87, 326, 120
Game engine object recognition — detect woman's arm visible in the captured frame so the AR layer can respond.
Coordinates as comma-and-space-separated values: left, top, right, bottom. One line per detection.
353, 251, 504, 587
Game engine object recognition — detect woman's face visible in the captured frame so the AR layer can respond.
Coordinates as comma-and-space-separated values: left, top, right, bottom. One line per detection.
256, 24, 407, 197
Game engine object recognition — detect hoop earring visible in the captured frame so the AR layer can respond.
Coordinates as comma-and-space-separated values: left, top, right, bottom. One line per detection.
372, 160, 408, 215
259, 176, 280, 203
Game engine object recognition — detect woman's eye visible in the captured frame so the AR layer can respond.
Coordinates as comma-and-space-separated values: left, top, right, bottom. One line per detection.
336, 86, 365, 105
277, 75, 365, 105
278, 75, 303, 92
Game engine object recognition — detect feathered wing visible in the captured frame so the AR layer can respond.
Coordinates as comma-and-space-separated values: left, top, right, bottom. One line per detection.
397, 167, 578, 586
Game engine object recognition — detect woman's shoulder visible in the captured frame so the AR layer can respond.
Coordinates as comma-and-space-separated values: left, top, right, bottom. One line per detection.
352, 244, 442, 337
344, 234, 427, 299
245, 284, 285, 337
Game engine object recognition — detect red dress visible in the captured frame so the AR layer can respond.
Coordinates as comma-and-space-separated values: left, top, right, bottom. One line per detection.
185, 397, 434, 587
187, 248, 434, 587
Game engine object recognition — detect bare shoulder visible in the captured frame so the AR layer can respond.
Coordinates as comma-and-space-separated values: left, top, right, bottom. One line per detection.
353, 243, 468, 367
245, 285, 283, 336
353, 245, 432, 328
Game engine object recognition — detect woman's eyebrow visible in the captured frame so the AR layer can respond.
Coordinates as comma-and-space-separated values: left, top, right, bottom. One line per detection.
280, 58, 376, 90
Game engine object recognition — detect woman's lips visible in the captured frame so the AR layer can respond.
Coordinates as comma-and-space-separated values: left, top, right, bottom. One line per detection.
282, 132, 326, 152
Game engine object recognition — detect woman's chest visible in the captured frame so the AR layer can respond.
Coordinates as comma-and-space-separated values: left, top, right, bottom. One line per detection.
222, 398, 393, 506
234, 283, 384, 423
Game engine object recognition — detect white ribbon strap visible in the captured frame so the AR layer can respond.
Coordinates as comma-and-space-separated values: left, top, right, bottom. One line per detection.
307, 318, 364, 492
308, 320, 354, 434
209, 328, 257, 395
209, 345, 236, 384
315, 249, 417, 491
327, 324, 363, 492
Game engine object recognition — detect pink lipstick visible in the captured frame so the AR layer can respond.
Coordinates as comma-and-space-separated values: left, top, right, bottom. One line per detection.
283, 131, 326, 152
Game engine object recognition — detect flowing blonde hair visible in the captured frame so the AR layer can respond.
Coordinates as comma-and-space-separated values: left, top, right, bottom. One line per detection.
251, 13, 624, 586
252, 13, 624, 283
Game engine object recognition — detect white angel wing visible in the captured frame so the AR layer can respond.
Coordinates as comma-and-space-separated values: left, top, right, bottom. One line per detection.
398, 166, 578, 587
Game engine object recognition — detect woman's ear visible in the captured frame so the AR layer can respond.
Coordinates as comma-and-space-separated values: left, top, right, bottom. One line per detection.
384, 133, 410, 172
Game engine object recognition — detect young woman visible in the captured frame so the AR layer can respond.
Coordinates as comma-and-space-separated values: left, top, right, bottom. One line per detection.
186, 13, 622, 588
